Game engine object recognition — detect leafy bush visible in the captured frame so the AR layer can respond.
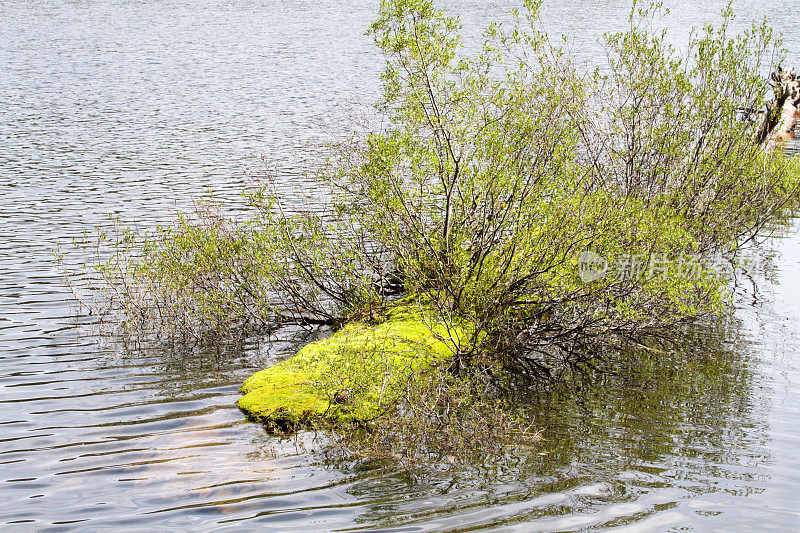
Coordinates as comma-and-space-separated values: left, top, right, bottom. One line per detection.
75, 0, 799, 373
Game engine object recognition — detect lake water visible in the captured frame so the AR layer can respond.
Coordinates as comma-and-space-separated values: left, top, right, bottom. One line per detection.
2, 0, 800, 530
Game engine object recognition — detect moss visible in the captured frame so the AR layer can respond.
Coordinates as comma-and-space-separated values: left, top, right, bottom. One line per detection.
237, 305, 464, 429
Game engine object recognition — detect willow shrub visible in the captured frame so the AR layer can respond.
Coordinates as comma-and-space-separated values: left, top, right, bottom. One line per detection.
81, 0, 799, 372
327, 0, 799, 369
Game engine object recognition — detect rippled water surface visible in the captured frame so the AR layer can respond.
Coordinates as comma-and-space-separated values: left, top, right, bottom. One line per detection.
3, 0, 800, 530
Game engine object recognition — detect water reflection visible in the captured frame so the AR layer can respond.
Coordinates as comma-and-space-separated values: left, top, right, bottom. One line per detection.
309, 313, 767, 531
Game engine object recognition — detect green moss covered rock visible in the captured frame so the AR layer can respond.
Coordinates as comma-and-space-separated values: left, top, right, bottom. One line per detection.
237, 306, 462, 429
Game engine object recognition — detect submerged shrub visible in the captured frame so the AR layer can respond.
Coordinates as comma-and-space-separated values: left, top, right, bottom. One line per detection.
72, 0, 799, 372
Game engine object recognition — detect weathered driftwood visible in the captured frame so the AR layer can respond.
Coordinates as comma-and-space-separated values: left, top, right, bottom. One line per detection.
758, 66, 800, 151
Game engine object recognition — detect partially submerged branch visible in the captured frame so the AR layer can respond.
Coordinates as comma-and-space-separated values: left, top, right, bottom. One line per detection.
761, 66, 800, 151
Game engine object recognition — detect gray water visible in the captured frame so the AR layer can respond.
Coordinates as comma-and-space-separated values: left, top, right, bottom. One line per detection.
2, 0, 800, 530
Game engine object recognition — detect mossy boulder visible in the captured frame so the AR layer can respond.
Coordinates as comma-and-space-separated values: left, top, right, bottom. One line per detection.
237, 305, 463, 429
